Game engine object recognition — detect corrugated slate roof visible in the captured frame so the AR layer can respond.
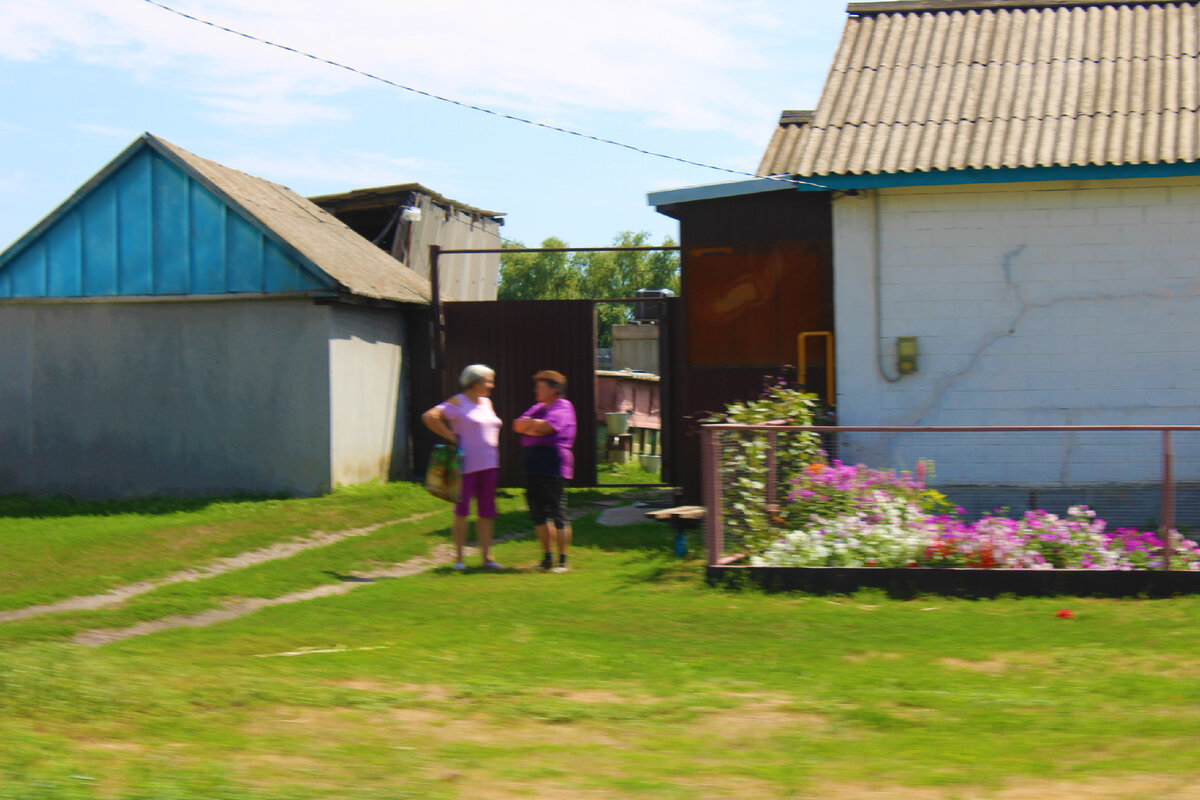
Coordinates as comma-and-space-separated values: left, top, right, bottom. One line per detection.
151, 134, 433, 303
759, 0, 1200, 177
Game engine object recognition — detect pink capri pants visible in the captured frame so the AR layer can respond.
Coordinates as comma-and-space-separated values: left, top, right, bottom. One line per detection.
454, 468, 498, 518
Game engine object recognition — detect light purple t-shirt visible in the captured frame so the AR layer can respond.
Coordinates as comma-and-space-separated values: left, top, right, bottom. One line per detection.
436, 393, 501, 474
519, 398, 577, 480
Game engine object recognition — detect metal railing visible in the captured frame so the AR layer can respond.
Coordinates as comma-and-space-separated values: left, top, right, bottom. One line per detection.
700, 424, 1200, 569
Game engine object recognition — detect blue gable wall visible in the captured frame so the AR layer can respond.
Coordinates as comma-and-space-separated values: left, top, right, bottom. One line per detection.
0, 147, 335, 299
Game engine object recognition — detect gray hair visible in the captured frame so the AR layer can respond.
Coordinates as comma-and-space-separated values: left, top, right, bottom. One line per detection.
459, 363, 495, 389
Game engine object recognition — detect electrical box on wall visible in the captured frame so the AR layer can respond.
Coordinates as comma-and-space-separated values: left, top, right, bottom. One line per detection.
896, 336, 918, 375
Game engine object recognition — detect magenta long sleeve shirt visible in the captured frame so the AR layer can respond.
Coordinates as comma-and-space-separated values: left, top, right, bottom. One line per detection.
519, 398, 576, 479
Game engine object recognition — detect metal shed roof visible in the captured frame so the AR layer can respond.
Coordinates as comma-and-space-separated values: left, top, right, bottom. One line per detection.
309, 183, 504, 221
759, 0, 1200, 177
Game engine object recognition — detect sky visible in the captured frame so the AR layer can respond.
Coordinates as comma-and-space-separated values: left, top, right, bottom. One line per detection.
0, 0, 849, 252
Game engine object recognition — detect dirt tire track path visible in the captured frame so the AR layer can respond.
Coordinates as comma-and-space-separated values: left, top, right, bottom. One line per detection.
72, 521, 546, 647
20, 495, 642, 646
0, 509, 445, 624
73, 543, 461, 646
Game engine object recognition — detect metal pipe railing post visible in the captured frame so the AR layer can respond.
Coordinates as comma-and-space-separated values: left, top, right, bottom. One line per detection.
1161, 429, 1175, 570
701, 426, 724, 567
766, 430, 777, 512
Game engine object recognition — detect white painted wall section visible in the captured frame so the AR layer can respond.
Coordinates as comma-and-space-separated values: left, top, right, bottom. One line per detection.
328, 304, 407, 487
832, 177, 1200, 486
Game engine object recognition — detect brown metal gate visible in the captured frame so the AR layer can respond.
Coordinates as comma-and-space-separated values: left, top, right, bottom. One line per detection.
440, 300, 598, 488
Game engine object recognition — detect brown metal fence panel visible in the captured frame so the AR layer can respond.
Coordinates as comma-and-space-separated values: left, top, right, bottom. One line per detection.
406, 307, 440, 482
443, 300, 597, 488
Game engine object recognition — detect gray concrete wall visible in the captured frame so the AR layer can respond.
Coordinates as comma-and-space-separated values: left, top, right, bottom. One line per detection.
328, 304, 408, 486
0, 305, 33, 490
0, 298, 331, 498
611, 324, 660, 373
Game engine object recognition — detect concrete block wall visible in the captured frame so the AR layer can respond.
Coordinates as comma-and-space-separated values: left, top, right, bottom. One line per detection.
832, 177, 1200, 486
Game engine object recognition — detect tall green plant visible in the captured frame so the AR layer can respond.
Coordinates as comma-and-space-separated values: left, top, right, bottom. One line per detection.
703, 384, 821, 554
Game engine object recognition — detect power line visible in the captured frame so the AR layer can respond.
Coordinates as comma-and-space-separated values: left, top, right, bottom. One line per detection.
141, 0, 832, 191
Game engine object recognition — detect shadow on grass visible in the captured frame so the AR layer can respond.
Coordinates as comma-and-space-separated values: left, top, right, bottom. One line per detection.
572, 518, 685, 554
0, 492, 289, 519
569, 503, 708, 586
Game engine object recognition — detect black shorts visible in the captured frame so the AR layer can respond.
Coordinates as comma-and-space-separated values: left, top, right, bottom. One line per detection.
526, 474, 567, 529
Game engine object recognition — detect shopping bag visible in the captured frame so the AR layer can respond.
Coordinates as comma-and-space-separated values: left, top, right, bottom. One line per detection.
425, 444, 463, 503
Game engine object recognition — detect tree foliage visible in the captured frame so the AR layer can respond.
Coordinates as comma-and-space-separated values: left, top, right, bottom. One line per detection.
495, 236, 582, 300
497, 232, 680, 346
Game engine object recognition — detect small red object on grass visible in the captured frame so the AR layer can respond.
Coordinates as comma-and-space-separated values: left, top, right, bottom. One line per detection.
1055, 609, 1074, 619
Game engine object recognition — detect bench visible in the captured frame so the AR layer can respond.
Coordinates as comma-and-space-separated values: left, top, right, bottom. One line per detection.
644, 505, 706, 557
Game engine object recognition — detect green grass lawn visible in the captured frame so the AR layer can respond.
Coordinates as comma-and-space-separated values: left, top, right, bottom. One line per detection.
2, 482, 1200, 799
0, 482, 457, 612
596, 458, 664, 485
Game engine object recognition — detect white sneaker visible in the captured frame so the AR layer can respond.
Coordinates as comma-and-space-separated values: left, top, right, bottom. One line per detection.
551, 564, 569, 573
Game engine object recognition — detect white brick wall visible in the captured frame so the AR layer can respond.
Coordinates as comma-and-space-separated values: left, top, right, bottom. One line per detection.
832, 177, 1200, 485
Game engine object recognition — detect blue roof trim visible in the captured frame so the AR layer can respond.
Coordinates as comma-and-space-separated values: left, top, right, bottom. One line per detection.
648, 161, 1200, 206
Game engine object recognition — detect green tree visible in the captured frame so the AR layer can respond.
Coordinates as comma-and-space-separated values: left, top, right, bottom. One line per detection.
496, 231, 680, 347
496, 237, 583, 300
581, 232, 679, 347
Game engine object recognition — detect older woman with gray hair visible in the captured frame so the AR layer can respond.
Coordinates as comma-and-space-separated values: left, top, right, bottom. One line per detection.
422, 364, 503, 570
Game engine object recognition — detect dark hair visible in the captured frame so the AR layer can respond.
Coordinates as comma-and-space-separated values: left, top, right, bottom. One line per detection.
532, 369, 567, 394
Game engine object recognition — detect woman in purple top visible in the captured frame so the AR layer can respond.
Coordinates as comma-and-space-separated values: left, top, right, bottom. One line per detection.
422, 364, 502, 570
512, 369, 577, 572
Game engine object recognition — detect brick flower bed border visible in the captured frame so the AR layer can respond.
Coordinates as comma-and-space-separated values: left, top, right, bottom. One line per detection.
706, 565, 1200, 598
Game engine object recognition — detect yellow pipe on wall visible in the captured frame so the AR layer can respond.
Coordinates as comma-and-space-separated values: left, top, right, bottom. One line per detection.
797, 331, 835, 403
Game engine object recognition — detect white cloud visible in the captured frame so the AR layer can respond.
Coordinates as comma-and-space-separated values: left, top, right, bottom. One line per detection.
0, 0, 831, 138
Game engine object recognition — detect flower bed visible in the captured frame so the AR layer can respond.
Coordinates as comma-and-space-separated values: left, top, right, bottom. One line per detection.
749, 460, 1200, 572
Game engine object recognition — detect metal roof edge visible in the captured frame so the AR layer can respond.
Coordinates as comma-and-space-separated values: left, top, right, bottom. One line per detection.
820, 160, 1200, 189
650, 161, 1200, 207
646, 177, 804, 207
0, 290, 337, 305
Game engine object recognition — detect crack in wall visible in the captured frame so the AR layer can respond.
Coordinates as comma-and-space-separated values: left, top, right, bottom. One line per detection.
897, 245, 1190, 427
